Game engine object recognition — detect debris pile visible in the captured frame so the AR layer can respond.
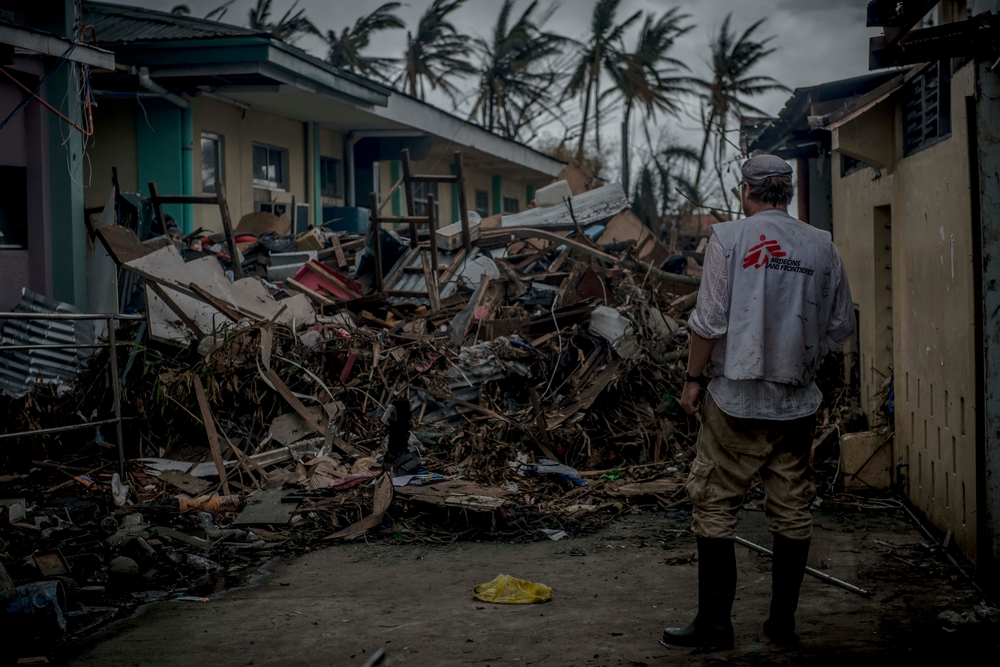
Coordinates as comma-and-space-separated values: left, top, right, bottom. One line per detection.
0, 161, 850, 646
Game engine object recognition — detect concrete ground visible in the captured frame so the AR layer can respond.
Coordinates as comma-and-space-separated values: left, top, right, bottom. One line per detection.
62, 508, 996, 667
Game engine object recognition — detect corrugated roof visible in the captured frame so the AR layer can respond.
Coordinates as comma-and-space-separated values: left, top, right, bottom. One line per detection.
83, 2, 270, 44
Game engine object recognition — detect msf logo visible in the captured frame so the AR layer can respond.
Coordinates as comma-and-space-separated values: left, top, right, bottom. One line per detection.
743, 235, 786, 269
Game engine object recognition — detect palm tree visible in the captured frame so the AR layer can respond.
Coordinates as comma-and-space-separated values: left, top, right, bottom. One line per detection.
467, 0, 567, 141
602, 9, 692, 193
692, 14, 788, 201
395, 0, 475, 104
170, 5, 190, 15
326, 3, 405, 82
248, 0, 318, 44
565, 0, 642, 160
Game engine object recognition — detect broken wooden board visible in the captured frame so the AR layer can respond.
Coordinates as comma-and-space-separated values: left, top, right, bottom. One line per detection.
598, 209, 671, 267
233, 490, 299, 526
159, 469, 213, 495
546, 359, 622, 429
95, 225, 172, 266
605, 478, 681, 498
395, 480, 509, 512
324, 474, 392, 539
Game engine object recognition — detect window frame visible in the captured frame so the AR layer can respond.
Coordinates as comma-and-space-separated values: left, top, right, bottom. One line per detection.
0, 165, 28, 250
413, 180, 439, 220
252, 142, 289, 191
474, 189, 489, 218
200, 132, 223, 194
901, 59, 952, 157
320, 156, 341, 199
502, 194, 520, 214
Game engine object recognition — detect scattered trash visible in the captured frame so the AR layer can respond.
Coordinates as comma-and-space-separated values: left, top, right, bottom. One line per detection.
473, 574, 553, 604
539, 529, 568, 541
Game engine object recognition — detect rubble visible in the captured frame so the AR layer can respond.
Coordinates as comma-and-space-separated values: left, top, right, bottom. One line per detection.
0, 162, 863, 651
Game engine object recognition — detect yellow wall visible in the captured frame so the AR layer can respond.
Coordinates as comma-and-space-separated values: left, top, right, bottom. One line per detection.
831, 61, 977, 559
83, 100, 137, 210
191, 97, 308, 233
318, 127, 345, 208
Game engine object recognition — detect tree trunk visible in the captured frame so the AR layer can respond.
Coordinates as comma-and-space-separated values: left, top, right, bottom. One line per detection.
594, 70, 602, 154
576, 69, 594, 160
621, 101, 632, 195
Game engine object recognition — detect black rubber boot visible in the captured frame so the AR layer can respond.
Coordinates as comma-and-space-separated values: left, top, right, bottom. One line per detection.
763, 534, 810, 644
661, 537, 736, 650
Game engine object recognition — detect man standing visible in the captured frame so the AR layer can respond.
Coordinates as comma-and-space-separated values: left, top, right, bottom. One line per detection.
662, 155, 855, 650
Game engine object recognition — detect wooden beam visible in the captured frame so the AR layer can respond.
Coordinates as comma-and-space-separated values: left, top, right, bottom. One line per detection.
192, 376, 230, 496
147, 180, 170, 237
400, 148, 419, 244
454, 152, 472, 253
264, 368, 362, 457
215, 180, 243, 280
188, 283, 242, 321
151, 195, 219, 205
409, 173, 458, 183
148, 282, 206, 339
421, 250, 442, 313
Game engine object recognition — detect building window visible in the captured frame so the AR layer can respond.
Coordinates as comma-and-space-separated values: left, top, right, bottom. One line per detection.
413, 180, 439, 220
475, 189, 489, 218
200, 133, 222, 194
0, 166, 28, 249
253, 143, 288, 190
320, 157, 340, 198
840, 154, 870, 177
902, 60, 952, 156
503, 195, 520, 214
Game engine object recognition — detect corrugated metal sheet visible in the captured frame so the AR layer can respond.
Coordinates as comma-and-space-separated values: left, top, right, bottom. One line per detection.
83, 2, 268, 44
0, 290, 97, 399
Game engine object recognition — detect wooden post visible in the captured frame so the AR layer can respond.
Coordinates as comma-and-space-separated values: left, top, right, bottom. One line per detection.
370, 192, 383, 292
192, 375, 231, 496
400, 148, 419, 245
111, 167, 121, 225
454, 152, 472, 253
147, 180, 170, 237
214, 180, 243, 280
426, 193, 439, 280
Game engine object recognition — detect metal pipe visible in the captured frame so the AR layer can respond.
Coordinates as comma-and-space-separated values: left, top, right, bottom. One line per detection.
0, 418, 122, 441
108, 316, 126, 476
732, 535, 872, 598
138, 67, 189, 109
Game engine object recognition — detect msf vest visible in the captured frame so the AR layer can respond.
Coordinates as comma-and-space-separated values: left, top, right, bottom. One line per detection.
709, 209, 838, 386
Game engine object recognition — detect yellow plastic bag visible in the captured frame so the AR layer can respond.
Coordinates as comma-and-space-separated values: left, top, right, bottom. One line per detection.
473, 574, 553, 604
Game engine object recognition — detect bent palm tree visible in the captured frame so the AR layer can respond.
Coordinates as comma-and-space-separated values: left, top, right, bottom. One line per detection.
326, 3, 405, 81
602, 9, 692, 192
565, 0, 642, 159
692, 14, 787, 200
395, 0, 474, 104
248, 0, 318, 44
467, 0, 567, 141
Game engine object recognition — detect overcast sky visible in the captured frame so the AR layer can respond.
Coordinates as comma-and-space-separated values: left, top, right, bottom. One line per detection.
115, 0, 886, 165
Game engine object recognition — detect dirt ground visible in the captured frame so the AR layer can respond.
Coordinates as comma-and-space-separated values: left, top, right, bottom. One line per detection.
58, 507, 997, 667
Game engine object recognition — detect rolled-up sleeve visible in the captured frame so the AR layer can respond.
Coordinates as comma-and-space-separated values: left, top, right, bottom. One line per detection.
688, 232, 729, 340
823, 245, 855, 354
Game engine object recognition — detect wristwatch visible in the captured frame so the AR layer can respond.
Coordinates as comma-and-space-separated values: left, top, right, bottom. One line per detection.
684, 371, 709, 388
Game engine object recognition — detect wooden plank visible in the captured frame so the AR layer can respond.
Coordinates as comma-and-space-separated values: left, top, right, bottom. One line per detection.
192, 375, 230, 496
329, 233, 347, 268
147, 282, 207, 338
454, 152, 472, 253
188, 283, 241, 321
528, 387, 558, 461
400, 148, 419, 244
324, 474, 392, 539
370, 192, 383, 292
421, 251, 442, 312
264, 368, 363, 457
548, 247, 571, 273
147, 180, 170, 237
95, 224, 171, 266
215, 180, 243, 280
546, 360, 622, 429
286, 277, 336, 307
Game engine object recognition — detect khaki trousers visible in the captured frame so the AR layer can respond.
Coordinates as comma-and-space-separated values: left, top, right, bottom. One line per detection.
686, 393, 817, 541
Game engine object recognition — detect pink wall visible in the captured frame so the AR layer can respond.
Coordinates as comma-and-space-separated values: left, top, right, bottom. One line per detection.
0, 56, 51, 312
